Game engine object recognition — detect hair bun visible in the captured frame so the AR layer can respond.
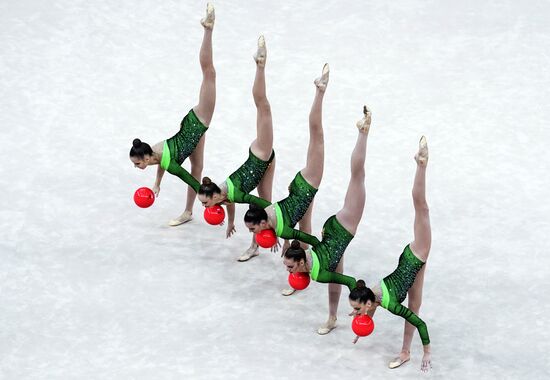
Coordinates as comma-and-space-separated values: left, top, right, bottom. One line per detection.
132, 138, 142, 148
290, 240, 301, 249
356, 279, 366, 288
202, 177, 212, 185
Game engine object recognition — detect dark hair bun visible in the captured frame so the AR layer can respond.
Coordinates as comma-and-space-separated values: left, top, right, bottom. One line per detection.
290, 240, 301, 249
133, 138, 142, 148
356, 279, 366, 288
202, 177, 212, 185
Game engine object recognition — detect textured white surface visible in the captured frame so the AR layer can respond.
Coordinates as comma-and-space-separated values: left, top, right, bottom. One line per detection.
1, 0, 549, 379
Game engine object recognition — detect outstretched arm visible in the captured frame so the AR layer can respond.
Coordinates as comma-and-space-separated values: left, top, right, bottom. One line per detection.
387, 303, 430, 346
281, 226, 320, 247
239, 192, 272, 208
387, 302, 431, 371
315, 270, 357, 291
166, 162, 200, 193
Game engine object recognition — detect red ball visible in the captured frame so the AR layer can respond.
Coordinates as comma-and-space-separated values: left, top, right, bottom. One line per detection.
351, 314, 375, 337
255, 228, 277, 248
134, 187, 155, 208
204, 205, 225, 225
288, 272, 311, 290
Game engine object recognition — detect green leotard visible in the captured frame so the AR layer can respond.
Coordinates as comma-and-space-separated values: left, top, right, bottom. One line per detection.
241, 171, 318, 242
274, 171, 317, 237
299, 215, 358, 291
160, 109, 207, 192
225, 149, 275, 203
380, 244, 429, 345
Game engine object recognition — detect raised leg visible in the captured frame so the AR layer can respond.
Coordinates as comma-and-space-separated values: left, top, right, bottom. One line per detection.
250, 36, 273, 161
300, 64, 329, 189
409, 136, 431, 262
334, 106, 371, 235
237, 36, 273, 263
389, 137, 431, 369
193, 3, 216, 127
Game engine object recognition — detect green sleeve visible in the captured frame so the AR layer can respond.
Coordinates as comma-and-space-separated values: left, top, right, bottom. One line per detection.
280, 226, 321, 247
166, 161, 200, 193
315, 270, 357, 291
386, 302, 430, 345
239, 193, 272, 208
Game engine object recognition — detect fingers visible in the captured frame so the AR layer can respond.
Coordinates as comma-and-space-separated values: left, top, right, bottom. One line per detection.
226, 225, 236, 238
421, 359, 432, 372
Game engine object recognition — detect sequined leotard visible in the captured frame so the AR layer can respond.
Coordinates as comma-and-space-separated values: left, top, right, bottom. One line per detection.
224, 149, 275, 203
308, 215, 357, 291
380, 244, 429, 345
286, 215, 357, 291
241, 171, 318, 241
160, 109, 207, 192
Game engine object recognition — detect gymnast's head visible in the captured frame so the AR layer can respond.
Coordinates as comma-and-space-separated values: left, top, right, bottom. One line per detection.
243, 204, 270, 233
348, 280, 376, 315
282, 240, 308, 273
198, 177, 222, 207
129, 138, 153, 170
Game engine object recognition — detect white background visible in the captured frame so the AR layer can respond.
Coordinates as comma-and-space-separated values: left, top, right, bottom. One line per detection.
1, 0, 549, 379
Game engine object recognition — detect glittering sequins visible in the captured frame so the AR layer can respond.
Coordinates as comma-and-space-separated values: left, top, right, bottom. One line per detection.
166, 109, 208, 165
278, 171, 318, 228
314, 216, 354, 272
228, 149, 275, 194
383, 245, 425, 304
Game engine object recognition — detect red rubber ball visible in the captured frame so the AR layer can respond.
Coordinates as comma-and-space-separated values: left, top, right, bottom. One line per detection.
204, 205, 225, 225
351, 314, 375, 337
255, 229, 277, 248
134, 187, 155, 208
288, 272, 311, 290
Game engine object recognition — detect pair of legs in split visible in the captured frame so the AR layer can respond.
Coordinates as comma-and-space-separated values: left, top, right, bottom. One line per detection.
317, 107, 370, 335
239, 60, 329, 262
389, 136, 432, 370
238, 36, 277, 261
279, 64, 329, 290
170, 4, 216, 226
